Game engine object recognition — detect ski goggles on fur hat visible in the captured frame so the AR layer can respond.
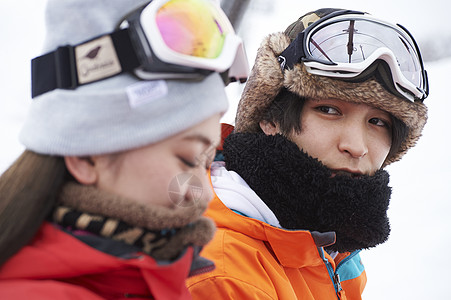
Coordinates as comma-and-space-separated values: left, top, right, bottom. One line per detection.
31, 0, 249, 98
279, 10, 429, 102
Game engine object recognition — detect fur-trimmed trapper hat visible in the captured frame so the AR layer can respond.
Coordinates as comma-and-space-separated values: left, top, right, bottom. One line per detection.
235, 8, 428, 166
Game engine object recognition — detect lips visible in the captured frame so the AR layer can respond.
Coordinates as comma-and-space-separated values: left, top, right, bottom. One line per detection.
331, 169, 364, 178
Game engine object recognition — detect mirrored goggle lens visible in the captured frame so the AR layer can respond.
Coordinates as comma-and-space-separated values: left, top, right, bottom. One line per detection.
156, 0, 229, 59
307, 19, 423, 89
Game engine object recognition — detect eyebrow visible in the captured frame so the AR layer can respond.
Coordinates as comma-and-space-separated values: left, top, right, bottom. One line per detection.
182, 134, 215, 147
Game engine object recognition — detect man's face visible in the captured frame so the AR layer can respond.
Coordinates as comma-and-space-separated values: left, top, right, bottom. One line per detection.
290, 98, 392, 176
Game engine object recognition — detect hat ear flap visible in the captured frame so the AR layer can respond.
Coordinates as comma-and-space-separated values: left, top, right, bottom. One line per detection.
235, 33, 290, 133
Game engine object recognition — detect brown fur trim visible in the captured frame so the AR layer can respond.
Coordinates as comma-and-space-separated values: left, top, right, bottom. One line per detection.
58, 182, 210, 230
151, 217, 216, 260
57, 182, 216, 261
235, 33, 288, 133
235, 32, 428, 165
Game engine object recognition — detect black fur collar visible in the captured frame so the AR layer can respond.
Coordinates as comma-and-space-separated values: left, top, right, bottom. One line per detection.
223, 132, 391, 252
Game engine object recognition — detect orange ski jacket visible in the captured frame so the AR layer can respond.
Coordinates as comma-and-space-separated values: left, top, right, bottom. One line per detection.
187, 194, 367, 300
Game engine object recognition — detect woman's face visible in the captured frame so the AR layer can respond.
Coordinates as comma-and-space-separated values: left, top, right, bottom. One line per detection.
91, 114, 221, 208
289, 98, 392, 176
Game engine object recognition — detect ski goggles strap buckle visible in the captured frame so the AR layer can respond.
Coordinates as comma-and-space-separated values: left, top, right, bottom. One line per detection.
278, 32, 306, 71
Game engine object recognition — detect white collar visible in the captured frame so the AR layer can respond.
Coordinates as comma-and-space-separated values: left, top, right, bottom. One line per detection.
211, 161, 281, 228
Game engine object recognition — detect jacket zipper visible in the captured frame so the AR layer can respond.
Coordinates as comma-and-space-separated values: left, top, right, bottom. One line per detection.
328, 250, 362, 299
319, 248, 342, 300
188, 263, 215, 277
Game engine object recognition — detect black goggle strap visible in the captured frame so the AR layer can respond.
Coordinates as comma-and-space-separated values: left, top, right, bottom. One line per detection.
396, 23, 429, 99
31, 28, 140, 98
277, 32, 307, 71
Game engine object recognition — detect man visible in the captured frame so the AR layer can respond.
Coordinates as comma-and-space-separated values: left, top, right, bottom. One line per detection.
187, 8, 428, 300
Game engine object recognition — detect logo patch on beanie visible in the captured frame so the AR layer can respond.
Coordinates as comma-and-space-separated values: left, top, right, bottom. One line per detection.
75, 35, 122, 84
126, 80, 168, 108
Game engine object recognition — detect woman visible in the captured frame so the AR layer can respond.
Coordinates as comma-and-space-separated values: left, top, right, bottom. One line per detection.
0, 0, 248, 299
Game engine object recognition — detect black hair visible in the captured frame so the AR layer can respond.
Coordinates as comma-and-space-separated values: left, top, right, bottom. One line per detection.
261, 88, 306, 135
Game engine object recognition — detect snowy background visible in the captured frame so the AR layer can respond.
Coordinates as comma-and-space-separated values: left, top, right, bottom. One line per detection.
1, 0, 450, 299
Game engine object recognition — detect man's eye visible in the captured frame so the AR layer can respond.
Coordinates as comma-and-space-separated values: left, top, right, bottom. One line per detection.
317, 106, 339, 115
369, 118, 391, 128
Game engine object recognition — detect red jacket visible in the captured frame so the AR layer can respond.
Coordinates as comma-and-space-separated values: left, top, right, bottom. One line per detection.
0, 222, 201, 299
187, 195, 366, 299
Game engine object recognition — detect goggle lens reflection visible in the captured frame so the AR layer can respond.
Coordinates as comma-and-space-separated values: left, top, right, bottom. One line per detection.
156, 0, 228, 59
308, 19, 423, 88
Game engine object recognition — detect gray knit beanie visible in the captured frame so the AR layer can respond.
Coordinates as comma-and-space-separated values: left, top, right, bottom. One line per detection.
20, 0, 230, 156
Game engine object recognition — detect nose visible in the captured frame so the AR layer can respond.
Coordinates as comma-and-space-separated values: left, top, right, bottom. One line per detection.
201, 175, 214, 204
338, 123, 368, 159
193, 170, 214, 207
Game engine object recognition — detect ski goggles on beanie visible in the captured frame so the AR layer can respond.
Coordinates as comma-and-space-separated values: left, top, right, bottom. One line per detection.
31, 0, 249, 98
278, 10, 429, 102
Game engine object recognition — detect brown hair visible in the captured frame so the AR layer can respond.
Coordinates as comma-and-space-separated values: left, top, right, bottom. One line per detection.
0, 151, 68, 266
261, 88, 409, 163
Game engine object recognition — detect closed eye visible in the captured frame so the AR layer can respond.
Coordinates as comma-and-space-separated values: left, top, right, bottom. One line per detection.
178, 155, 212, 171
178, 156, 197, 168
